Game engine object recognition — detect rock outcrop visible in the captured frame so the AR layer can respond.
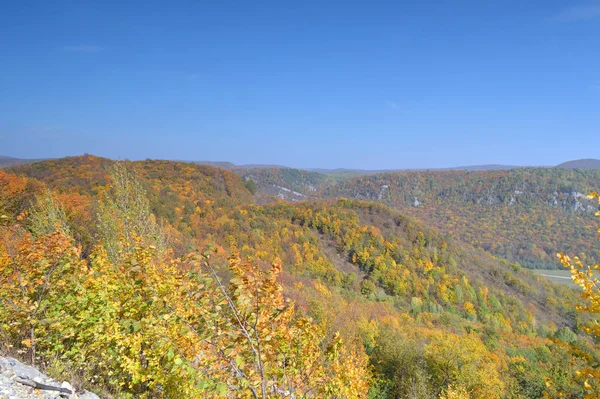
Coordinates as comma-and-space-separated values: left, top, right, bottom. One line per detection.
0, 357, 99, 399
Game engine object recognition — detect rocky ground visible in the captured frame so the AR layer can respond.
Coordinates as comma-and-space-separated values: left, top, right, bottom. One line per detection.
0, 356, 100, 399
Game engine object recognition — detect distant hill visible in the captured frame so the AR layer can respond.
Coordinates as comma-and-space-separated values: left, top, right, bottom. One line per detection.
556, 159, 600, 169
7, 155, 600, 172
191, 160, 286, 169
172, 160, 599, 173
307, 164, 520, 177
189, 160, 237, 169
233, 167, 329, 201
307, 168, 393, 176
187, 162, 521, 177
448, 164, 520, 171
0, 156, 48, 168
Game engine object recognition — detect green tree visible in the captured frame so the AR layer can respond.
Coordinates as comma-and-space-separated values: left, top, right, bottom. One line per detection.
28, 190, 71, 237
245, 179, 257, 195
97, 162, 166, 261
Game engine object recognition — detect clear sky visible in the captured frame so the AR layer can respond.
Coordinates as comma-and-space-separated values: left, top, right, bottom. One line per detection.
1, 0, 599, 169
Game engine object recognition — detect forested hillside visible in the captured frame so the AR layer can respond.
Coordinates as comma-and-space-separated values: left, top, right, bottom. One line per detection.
2, 156, 600, 397
233, 167, 329, 202
206, 165, 600, 270
316, 169, 600, 269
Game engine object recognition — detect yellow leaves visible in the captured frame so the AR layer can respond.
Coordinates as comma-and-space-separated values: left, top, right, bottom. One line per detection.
509, 355, 528, 367
423, 259, 434, 272
425, 331, 504, 399
0, 229, 81, 360
440, 384, 471, 399
463, 301, 476, 315
313, 281, 332, 297
555, 192, 600, 396
462, 275, 470, 287
170, 254, 371, 398
356, 318, 379, 349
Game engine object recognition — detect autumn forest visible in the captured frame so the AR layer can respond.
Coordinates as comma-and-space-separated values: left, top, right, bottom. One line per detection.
1, 155, 600, 398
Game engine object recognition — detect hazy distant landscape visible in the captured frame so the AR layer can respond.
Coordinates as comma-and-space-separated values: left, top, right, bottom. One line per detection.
4, 155, 600, 173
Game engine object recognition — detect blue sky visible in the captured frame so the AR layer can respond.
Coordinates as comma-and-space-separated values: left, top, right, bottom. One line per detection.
1, 0, 599, 169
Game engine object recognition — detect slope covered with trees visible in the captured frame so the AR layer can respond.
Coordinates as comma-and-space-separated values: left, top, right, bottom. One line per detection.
0, 165, 369, 398
232, 167, 330, 202
8, 156, 254, 253
189, 164, 600, 270
2, 156, 599, 397
320, 168, 600, 269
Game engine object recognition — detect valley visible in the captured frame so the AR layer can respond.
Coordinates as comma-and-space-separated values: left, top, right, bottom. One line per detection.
533, 270, 578, 287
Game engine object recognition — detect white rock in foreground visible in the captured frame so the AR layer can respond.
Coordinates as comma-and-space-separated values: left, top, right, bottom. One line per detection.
0, 356, 100, 399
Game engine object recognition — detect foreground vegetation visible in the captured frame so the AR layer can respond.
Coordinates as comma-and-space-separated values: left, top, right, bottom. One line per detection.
1, 156, 599, 398
0, 165, 368, 398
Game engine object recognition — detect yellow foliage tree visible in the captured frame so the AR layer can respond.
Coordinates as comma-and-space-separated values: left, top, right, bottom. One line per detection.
177, 252, 371, 398
424, 331, 504, 399
557, 192, 600, 397
0, 167, 372, 398
440, 384, 471, 399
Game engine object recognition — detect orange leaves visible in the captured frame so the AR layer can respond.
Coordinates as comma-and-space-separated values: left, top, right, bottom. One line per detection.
0, 170, 34, 199
0, 228, 82, 364
0, 171, 42, 223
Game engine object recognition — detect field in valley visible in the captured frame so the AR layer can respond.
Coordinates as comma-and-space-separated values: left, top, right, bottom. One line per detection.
533, 269, 600, 288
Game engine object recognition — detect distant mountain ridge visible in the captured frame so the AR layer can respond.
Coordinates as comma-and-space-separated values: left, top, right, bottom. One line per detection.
448, 164, 521, 171
307, 164, 521, 176
190, 160, 286, 170
185, 159, 600, 174
557, 159, 600, 169
0, 156, 49, 168
3, 155, 599, 172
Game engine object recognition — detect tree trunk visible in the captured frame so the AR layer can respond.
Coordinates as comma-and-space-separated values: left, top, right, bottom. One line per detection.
30, 325, 35, 366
